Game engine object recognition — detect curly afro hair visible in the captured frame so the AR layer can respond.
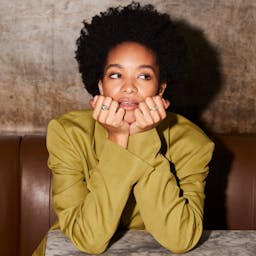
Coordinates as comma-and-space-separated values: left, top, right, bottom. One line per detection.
75, 1, 186, 98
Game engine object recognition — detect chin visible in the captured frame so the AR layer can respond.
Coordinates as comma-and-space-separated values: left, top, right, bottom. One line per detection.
124, 111, 136, 124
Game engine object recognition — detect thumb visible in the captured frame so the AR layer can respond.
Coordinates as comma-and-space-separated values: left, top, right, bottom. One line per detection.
89, 95, 98, 109
162, 98, 170, 109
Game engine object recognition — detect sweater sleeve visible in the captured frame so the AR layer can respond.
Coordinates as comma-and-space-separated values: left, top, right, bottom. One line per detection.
47, 119, 153, 254
129, 128, 214, 254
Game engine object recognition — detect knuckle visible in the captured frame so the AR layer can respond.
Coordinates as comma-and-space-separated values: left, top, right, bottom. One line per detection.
138, 102, 144, 107
160, 112, 166, 120
105, 96, 112, 102
105, 119, 111, 125
145, 97, 151, 104
112, 101, 118, 109
153, 116, 160, 123
92, 111, 98, 120
98, 116, 105, 123
98, 95, 104, 101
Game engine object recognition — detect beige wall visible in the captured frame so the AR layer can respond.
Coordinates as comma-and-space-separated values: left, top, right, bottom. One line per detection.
0, 0, 255, 134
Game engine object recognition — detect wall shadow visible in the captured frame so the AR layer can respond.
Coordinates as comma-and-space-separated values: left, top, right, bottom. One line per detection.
168, 20, 222, 129
167, 21, 232, 229
204, 135, 233, 229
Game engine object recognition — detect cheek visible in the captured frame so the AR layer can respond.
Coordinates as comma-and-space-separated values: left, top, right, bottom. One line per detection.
102, 84, 119, 97
139, 84, 159, 97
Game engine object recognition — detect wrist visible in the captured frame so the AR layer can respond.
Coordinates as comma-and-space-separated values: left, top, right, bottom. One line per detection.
108, 132, 129, 148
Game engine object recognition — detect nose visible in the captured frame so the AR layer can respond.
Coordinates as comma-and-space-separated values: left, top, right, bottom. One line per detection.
121, 78, 137, 94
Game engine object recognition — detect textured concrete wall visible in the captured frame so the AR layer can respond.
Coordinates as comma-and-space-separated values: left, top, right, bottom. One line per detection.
0, 0, 255, 134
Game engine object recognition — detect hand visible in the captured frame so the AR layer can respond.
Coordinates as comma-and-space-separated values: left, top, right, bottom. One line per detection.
130, 96, 170, 135
90, 95, 130, 148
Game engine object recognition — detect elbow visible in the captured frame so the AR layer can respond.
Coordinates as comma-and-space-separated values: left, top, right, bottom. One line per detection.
161, 222, 203, 254
164, 235, 201, 254
83, 245, 108, 255
74, 239, 109, 255
70, 231, 110, 255
166, 242, 196, 254
59, 218, 111, 254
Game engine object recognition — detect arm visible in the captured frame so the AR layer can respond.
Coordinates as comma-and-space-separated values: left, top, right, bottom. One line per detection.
129, 127, 214, 253
47, 119, 152, 254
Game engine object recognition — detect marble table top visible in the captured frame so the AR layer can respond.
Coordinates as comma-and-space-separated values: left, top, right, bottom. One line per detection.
45, 229, 256, 256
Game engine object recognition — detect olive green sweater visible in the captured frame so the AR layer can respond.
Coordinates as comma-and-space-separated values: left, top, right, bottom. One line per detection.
33, 110, 214, 255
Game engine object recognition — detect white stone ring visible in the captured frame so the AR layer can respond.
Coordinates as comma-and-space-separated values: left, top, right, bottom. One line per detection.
149, 105, 159, 111
101, 104, 109, 111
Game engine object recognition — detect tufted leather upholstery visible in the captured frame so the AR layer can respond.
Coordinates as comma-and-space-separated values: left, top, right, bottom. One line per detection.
0, 134, 255, 256
0, 137, 21, 256
0, 135, 56, 256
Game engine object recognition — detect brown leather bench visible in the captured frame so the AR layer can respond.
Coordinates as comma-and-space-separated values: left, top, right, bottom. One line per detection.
0, 134, 256, 256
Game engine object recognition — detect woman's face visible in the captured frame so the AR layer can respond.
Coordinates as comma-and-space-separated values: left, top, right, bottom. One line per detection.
98, 41, 166, 123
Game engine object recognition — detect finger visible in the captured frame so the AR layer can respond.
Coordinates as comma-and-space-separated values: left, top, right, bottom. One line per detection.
134, 108, 147, 128
92, 95, 105, 119
98, 97, 112, 123
89, 99, 94, 108
89, 95, 99, 109
162, 98, 170, 109
93, 96, 111, 120
138, 101, 154, 125
153, 96, 167, 119
105, 101, 119, 125
112, 107, 126, 127
108, 100, 119, 115
145, 97, 161, 123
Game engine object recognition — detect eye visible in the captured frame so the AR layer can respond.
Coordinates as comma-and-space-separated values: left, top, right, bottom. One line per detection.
109, 73, 121, 79
138, 73, 152, 80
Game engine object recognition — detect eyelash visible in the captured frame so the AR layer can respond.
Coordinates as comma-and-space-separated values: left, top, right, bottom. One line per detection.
108, 73, 152, 80
109, 73, 121, 79
138, 74, 151, 80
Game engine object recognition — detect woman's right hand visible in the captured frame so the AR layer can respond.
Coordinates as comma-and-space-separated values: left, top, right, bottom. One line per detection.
90, 95, 130, 148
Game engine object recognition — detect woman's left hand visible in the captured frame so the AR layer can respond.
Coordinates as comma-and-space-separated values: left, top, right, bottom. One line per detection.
130, 96, 170, 135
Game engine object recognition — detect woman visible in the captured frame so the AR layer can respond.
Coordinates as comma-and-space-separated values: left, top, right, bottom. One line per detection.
34, 2, 214, 255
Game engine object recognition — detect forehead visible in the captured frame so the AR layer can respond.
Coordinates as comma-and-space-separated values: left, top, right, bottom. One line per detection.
106, 41, 158, 65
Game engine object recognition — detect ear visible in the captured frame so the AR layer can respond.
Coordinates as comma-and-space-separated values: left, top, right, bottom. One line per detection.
98, 80, 103, 95
158, 82, 167, 96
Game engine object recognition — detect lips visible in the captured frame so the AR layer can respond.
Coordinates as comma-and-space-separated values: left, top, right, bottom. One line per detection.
118, 98, 139, 110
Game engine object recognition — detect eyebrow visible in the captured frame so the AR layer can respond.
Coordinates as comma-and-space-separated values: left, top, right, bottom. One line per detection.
104, 64, 157, 72
105, 64, 124, 70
